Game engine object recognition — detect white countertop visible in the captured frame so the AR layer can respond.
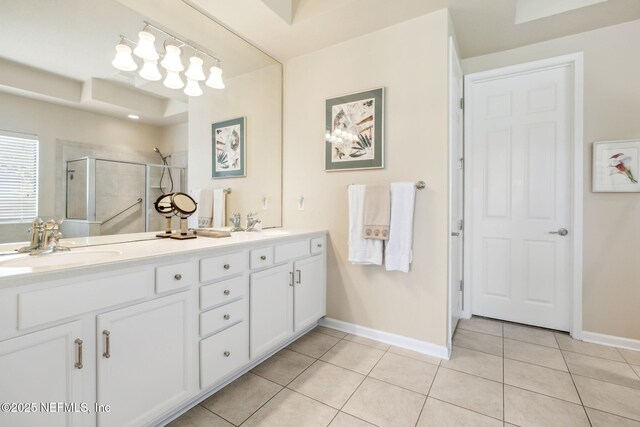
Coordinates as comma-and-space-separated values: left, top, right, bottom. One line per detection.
0, 228, 327, 286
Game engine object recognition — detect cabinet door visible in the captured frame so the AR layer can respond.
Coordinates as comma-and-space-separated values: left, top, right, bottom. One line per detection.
293, 255, 326, 332
0, 321, 85, 427
97, 292, 192, 427
250, 262, 293, 359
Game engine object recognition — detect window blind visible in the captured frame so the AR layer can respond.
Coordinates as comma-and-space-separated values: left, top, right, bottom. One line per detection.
0, 131, 39, 222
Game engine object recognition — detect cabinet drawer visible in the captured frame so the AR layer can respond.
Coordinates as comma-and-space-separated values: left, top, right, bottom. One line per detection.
200, 276, 246, 310
310, 237, 325, 255
274, 240, 310, 263
156, 260, 196, 293
18, 269, 153, 330
250, 247, 273, 269
200, 321, 248, 389
200, 298, 246, 336
200, 251, 248, 283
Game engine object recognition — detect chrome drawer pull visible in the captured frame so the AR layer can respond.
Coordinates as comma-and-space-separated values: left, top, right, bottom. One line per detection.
102, 330, 111, 358
224, 314, 230, 320
174, 273, 182, 280
75, 339, 83, 369
223, 264, 230, 270
260, 255, 267, 260
224, 289, 230, 295
223, 351, 230, 357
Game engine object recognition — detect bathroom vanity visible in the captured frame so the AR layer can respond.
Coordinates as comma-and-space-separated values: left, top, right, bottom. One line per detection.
0, 229, 327, 427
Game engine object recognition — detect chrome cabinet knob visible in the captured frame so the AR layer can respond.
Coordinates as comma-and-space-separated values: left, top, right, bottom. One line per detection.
224, 289, 230, 295
549, 228, 568, 236
223, 351, 230, 357
223, 264, 230, 270
223, 314, 230, 320
174, 274, 182, 280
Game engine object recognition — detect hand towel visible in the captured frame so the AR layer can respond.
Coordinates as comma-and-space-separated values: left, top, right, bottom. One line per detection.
362, 184, 390, 240
348, 184, 383, 265
385, 182, 416, 272
212, 189, 226, 228
187, 189, 213, 229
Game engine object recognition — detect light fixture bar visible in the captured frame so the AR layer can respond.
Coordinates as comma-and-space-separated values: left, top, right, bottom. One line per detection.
142, 21, 220, 63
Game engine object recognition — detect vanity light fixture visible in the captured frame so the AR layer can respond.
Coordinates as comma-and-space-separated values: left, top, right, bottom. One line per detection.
113, 21, 225, 97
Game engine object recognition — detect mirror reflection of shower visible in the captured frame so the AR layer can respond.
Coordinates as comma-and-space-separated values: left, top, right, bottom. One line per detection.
154, 147, 174, 193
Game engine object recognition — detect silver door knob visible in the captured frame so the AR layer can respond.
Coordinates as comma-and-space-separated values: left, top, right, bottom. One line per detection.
549, 228, 568, 236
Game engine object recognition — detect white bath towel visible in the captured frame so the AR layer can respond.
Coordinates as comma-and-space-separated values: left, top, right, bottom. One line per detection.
385, 182, 416, 272
348, 185, 383, 265
187, 189, 213, 229
213, 188, 226, 228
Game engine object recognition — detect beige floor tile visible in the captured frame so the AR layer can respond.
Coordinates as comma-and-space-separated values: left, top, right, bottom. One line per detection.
574, 375, 640, 421
251, 349, 315, 386
388, 346, 442, 366
416, 397, 502, 427
287, 331, 341, 358
369, 352, 438, 394
167, 405, 233, 427
320, 340, 385, 375
242, 388, 337, 427
288, 360, 365, 409
343, 334, 391, 351
555, 333, 625, 362
453, 328, 503, 356
504, 338, 568, 371
329, 412, 376, 427
429, 367, 503, 420
503, 323, 558, 348
563, 351, 640, 389
504, 358, 580, 403
619, 348, 640, 366
458, 317, 503, 337
441, 346, 503, 382
342, 377, 426, 427
504, 385, 589, 427
201, 373, 281, 425
585, 407, 640, 427
315, 326, 348, 339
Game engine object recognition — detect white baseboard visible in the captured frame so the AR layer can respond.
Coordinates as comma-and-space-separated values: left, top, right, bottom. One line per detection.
581, 330, 640, 352
319, 317, 450, 360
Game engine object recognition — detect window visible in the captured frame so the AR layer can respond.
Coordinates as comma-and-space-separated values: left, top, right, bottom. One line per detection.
0, 131, 38, 222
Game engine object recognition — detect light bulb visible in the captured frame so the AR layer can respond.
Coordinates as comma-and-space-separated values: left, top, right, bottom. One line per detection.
163, 70, 184, 89
160, 45, 184, 72
205, 65, 225, 89
139, 59, 162, 81
133, 30, 159, 60
112, 43, 137, 72
184, 78, 203, 96
185, 56, 205, 81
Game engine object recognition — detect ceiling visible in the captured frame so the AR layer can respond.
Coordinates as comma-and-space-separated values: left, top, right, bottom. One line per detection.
186, 0, 640, 60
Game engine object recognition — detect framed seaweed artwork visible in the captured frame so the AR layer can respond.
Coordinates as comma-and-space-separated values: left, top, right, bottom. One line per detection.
212, 117, 245, 178
325, 87, 384, 171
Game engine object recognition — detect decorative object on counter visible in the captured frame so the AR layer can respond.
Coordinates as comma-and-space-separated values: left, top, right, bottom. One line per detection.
212, 117, 246, 178
229, 212, 244, 232
170, 193, 198, 240
593, 140, 640, 192
112, 21, 225, 97
18, 218, 70, 255
245, 212, 262, 231
154, 193, 175, 238
325, 87, 384, 171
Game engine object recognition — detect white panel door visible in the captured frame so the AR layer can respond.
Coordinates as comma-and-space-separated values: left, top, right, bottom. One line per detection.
97, 292, 192, 427
293, 255, 325, 332
467, 64, 572, 331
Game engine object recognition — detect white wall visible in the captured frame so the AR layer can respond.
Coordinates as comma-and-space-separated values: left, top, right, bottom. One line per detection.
283, 10, 451, 347
188, 64, 282, 227
463, 19, 640, 341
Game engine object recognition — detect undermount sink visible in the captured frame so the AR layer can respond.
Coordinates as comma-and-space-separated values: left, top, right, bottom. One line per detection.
0, 250, 122, 269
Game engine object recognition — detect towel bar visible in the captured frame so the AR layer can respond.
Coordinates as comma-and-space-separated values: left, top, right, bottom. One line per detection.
347, 181, 426, 190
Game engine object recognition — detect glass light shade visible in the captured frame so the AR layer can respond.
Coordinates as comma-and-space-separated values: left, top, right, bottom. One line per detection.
163, 70, 184, 89
184, 56, 205, 81
160, 45, 184, 72
205, 65, 225, 89
133, 30, 159, 60
184, 78, 203, 96
112, 43, 137, 72
139, 59, 162, 81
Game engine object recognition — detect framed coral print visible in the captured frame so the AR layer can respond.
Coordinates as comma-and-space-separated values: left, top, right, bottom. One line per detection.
593, 140, 640, 192
212, 117, 245, 178
325, 87, 384, 171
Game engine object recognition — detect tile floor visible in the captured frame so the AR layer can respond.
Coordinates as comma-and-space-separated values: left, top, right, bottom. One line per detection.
168, 318, 640, 427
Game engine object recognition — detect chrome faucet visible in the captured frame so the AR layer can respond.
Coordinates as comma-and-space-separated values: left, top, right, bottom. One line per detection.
245, 212, 262, 232
229, 212, 244, 232
18, 218, 70, 255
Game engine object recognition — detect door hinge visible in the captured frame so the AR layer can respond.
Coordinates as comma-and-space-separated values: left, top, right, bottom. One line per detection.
459, 98, 464, 110
459, 279, 464, 291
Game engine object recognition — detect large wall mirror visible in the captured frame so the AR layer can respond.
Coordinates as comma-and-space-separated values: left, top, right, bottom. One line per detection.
0, 0, 282, 245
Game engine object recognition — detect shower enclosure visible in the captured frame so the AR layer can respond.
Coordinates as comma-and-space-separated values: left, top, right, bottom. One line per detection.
64, 157, 185, 237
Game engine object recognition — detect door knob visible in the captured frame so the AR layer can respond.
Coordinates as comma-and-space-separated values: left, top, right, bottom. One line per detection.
549, 228, 568, 236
